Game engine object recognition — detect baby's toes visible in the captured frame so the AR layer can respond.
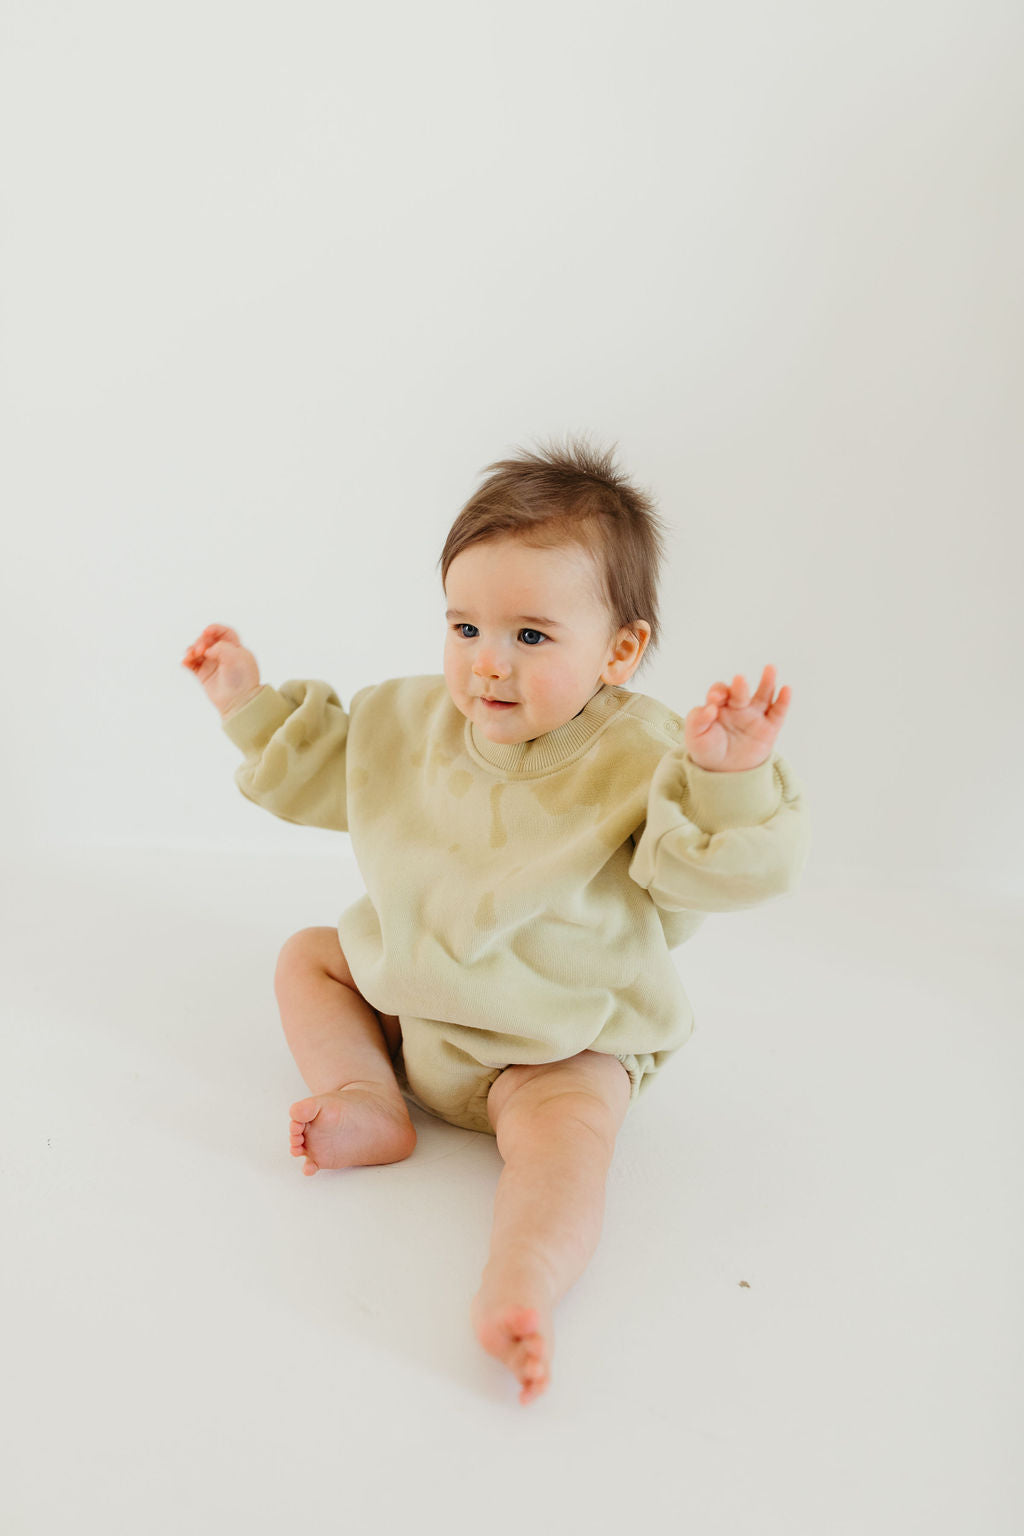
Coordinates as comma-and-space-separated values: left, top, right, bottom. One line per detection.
515, 1335, 549, 1393
518, 1347, 549, 1396
518, 1337, 545, 1379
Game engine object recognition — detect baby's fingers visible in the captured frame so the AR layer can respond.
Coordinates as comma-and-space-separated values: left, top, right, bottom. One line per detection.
767, 684, 792, 720
195, 623, 241, 651
181, 624, 241, 666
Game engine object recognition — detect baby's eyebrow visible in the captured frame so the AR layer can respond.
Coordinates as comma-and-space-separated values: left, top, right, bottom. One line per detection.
446, 609, 565, 629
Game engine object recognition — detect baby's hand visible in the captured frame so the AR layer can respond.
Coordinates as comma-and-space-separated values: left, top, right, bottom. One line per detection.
181, 624, 263, 718
683, 664, 791, 772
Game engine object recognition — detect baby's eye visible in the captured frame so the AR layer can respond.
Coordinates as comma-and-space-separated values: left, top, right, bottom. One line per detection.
452, 624, 548, 646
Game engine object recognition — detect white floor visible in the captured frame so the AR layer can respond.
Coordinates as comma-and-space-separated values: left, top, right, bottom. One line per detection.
4, 845, 1021, 1535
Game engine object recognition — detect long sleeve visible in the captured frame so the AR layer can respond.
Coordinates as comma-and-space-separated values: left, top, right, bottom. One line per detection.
628, 747, 810, 913
220, 679, 351, 831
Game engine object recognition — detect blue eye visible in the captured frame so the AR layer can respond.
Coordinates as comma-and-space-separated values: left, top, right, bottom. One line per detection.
453, 624, 548, 646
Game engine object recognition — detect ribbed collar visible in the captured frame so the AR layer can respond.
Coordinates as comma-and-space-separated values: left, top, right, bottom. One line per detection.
465, 684, 633, 777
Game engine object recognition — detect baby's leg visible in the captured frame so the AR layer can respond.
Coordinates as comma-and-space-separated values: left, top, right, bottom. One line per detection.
472, 1049, 631, 1405
274, 927, 416, 1173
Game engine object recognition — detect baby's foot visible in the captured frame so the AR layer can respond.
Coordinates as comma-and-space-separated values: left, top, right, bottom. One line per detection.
470, 1282, 555, 1405
289, 1086, 416, 1174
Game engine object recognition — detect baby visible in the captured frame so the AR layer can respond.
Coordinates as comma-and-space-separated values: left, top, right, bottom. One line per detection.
182, 437, 810, 1406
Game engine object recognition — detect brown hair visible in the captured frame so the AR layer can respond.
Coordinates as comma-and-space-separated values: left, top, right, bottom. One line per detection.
437, 433, 669, 676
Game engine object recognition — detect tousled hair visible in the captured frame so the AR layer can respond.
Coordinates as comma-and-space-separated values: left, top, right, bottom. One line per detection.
437, 433, 669, 676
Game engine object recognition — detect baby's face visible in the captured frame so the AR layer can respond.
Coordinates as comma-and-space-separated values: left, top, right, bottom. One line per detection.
443, 537, 645, 743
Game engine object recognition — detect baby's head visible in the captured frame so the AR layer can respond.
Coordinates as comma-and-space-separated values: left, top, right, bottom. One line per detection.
438, 435, 668, 743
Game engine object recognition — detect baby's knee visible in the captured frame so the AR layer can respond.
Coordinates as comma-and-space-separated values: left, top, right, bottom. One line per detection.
489, 1051, 631, 1157
273, 926, 351, 992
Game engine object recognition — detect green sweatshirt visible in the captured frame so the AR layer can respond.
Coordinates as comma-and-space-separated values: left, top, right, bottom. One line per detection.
221, 674, 810, 1074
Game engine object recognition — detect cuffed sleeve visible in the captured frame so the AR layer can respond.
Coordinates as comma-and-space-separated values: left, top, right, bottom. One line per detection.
628, 748, 811, 912
221, 678, 351, 831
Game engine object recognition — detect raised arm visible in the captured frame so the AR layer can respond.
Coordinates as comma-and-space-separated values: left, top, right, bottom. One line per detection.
629, 665, 810, 911
182, 624, 352, 832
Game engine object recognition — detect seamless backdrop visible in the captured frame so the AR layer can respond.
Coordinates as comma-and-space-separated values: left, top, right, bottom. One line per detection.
2, 2, 1021, 893
2, 6, 1023, 1534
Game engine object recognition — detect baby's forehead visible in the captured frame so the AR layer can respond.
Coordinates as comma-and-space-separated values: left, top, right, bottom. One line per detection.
446, 584, 600, 625
446, 540, 608, 618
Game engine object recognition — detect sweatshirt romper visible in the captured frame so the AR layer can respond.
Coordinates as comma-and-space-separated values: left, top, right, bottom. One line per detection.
222, 674, 811, 1135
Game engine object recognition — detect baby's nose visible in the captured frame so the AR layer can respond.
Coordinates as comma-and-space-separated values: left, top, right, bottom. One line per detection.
473, 647, 510, 673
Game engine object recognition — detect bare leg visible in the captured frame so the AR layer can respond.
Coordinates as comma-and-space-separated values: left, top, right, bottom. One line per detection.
274, 927, 416, 1173
471, 1050, 630, 1404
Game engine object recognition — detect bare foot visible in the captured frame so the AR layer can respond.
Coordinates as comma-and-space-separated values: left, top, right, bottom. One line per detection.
471, 1278, 555, 1406
289, 1085, 416, 1174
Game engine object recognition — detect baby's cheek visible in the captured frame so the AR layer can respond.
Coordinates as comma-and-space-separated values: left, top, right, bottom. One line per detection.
529, 673, 568, 714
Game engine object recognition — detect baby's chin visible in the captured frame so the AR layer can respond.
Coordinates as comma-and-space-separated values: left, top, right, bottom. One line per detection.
448, 686, 582, 742
473, 705, 586, 746
457, 696, 534, 741
473, 706, 531, 740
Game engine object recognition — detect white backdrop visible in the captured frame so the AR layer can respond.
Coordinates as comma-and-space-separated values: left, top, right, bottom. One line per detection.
2, 0, 1021, 892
